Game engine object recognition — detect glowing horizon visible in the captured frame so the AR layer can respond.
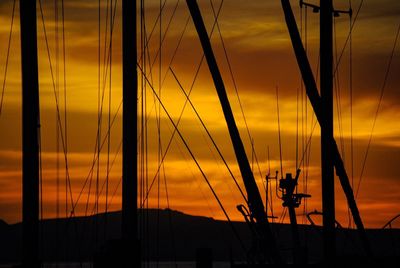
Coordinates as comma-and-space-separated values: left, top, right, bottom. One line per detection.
0, 0, 399, 229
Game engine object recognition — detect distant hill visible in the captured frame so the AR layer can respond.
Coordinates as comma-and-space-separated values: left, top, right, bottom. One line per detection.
0, 209, 399, 264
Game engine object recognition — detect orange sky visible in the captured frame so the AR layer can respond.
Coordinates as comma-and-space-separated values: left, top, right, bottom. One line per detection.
0, 0, 399, 229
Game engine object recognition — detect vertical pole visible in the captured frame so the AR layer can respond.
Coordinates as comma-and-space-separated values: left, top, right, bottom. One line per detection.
122, 0, 139, 267
186, 0, 282, 264
288, 206, 301, 263
20, 0, 40, 267
320, 0, 335, 263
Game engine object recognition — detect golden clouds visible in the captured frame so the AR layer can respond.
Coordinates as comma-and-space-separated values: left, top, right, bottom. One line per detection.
0, 0, 399, 229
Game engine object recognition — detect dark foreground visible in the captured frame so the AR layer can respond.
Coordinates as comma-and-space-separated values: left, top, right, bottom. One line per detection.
0, 209, 399, 265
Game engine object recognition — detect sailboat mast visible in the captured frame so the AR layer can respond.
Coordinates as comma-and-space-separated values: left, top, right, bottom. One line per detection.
20, 0, 40, 267
320, 0, 335, 262
280, 0, 372, 258
186, 0, 282, 264
122, 0, 139, 266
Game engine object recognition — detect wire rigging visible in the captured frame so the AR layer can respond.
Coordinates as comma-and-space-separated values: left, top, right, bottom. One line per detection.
138, 63, 248, 253
140, 0, 226, 205
276, 87, 284, 179
209, 0, 265, 183
333, 17, 346, 162
356, 21, 400, 198
0, 0, 16, 117
349, 0, 354, 228
169, 67, 248, 203
334, 0, 364, 76
38, 0, 75, 216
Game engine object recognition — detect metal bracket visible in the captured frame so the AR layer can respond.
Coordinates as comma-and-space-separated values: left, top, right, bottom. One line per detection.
300, 0, 352, 17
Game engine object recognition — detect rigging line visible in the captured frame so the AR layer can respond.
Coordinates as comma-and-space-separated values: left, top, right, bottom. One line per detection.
95, 0, 102, 239
163, 162, 178, 267
139, 56, 206, 208
142, 12, 155, 89
150, 0, 182, 70
101, 0, 118, 94
38, 0, 75, 213
105, 0, 111, 225
90, 139, 122, 215
297, 121, 318, 171
85, 139, 122, 214
88, 0, 118, 215
140, 0, 225, 205
266, 147, 275, 220
55, 0, 60, 222
138, 0, 167, 65
38, 109, 44, 258
349, 0, 354, 228
138, 63, 248, 253
297, 0, 303, 171
91, 0, 117, 218
300, 5, 306, 223
296, 87, 299, 169
95, 0, 116, 218
209, 0, 264, 182
105, 0, 114, 237
140, 0, 146, 245
333, 17, 346, 162
145, 6, 195, 108
101, 0, 110, 91
161, 16, 190, 86
170, 67, 248, 202
356, 21, 400, 198
80, 103, 121, 214
108, 0, 116, 206
74, 99, 122, 213
0, 0, 16, 117
139, 61, 203, 207
61, 0, 68, 219
334, 0, 363, 76
301, 6, 308, 217
139, 0, 144, 246
156, 0, 162, 264
276, 86, 284, 179
140, 2, 152, 260
55, 5, 61, 259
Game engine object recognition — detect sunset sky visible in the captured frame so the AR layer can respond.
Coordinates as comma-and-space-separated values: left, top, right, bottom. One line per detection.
0, 0, 399, 229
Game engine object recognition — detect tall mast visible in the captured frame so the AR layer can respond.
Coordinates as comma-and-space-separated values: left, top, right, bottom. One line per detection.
20, 0, 40, 267
281, 0, 372, 260
186, 0, 282, 263
320, 0, 335, 262
122, 0, 139, 267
